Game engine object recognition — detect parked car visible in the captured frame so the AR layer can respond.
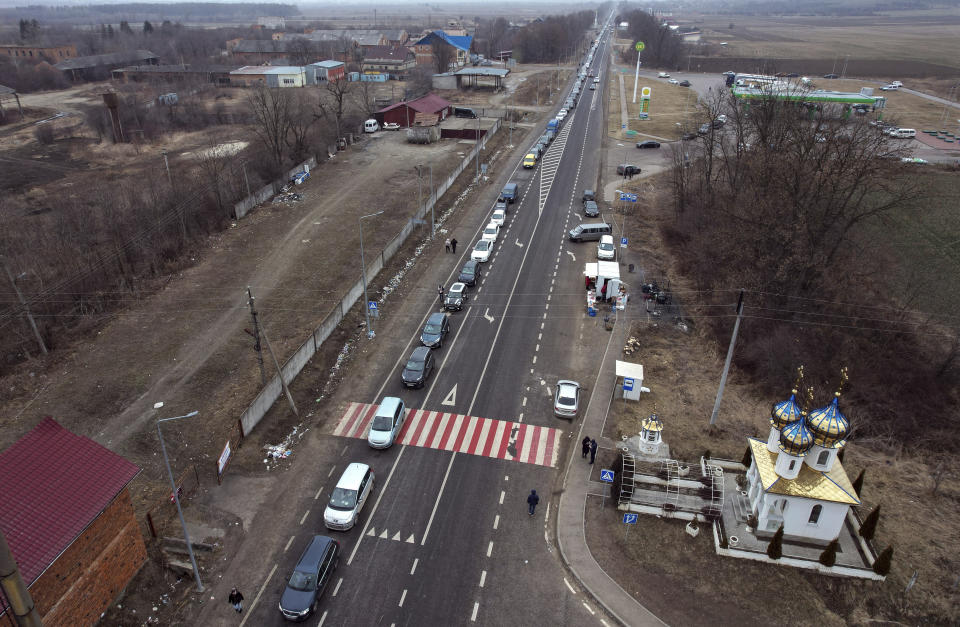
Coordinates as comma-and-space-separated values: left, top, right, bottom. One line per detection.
278, 536, 340, 621
401, 346, 435, 388
491, 208, 506, 227
681, 132, 697, 140
597, 234, 615, 260
324, 463, 375, 530
636, 140, 660, 149
678, 79, 691, 87
444, 282, 468, 311
523, 153, 537, 168
668, 78, 679, 85
471, 239, 493, 263
698, 123, 711, 135
582, 189, 596, 202
458, 260, 482, 286
823, 73, 839, 79
383, 122, 400, 131
616, 164, 641, 176
420, 312, 450, 348
880, 84, 899, 91
554, 380, 582, 418
589, 84, 596, 90
658, 71, 671, 78
583, 200, 600, 218
481, 221, 500, 243
593, 77, 600, 84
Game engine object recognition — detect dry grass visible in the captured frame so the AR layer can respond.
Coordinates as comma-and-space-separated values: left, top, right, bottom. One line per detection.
606, 63, 698, 141
804, 78, 960, 130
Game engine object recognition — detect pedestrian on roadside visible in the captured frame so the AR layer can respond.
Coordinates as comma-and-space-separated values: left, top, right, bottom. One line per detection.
589, 439, 598, 465
582, 436, 591, 458
451, 238, 458, 253
527, 489, 540, 516
228, 587, 244, 613
445, 238, 451, 253
438, 284, 445, 301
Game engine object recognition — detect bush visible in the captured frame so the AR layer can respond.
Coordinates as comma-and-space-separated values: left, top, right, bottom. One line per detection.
767, 524, 784, 560
859, 504, 880, 541
873, 545, 893, 575
34, 124, 55, 144
818, 539, 838, 567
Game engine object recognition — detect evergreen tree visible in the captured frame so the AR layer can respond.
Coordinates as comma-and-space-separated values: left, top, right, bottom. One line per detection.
143, 21, 154, 34
818, 539, 839, 567
766, 524, 784, 560
741, 446, 752, 468
852, 469, 864, 497
120, 20, 133, 35
859, 504, 880, 541
873, 545, 893, 575
107, 24, 115, 38
837, 447, 846, 463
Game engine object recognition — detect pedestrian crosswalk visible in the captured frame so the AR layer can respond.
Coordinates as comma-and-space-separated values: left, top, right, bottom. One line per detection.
333, 402, 563, 468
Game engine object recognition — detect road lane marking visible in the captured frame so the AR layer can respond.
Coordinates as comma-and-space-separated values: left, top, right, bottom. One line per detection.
483, 308, 495, 322
399, 589, 407, 607
421, 452, 457, 546
327, 466, 336, 477
238, 563, 277, 627
284, 535, 295, 552
422, 304, 472, 404
486, 541, 494, 557
564, 578, 577, 594
471, 602, 480, 622
582, 601, 595, 615
480, 571, 487, 588
332, 577, 343, 596
300, 510, 309, 525
347, 445, 406, 565
494, 514, 500, 529
499, 490, 505, 505
441, 384, 457, 406
411, 558, 419, 575
314, 486, 323, 500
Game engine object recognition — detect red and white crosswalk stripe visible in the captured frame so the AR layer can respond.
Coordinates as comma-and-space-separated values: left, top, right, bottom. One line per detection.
333, 402, 563, 468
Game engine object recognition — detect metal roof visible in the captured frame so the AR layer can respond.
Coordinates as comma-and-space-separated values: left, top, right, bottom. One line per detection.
0, 84, 15, 95
230, 65, 304, 75
310, 60, 344, 68
0, 418, 140, 586
416, 30, 473, 52
54, 49, 157, 71
454, 67, 509, 77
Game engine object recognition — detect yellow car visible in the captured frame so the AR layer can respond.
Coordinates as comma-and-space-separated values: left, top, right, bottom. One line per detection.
523, 153, 537, 168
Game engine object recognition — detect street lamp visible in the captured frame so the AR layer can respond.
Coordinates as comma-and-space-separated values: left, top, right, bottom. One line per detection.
359, 211, 384, 339
156, 410, 203, 592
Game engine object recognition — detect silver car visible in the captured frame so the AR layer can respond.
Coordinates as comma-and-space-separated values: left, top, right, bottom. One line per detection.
554, 380, 582, 418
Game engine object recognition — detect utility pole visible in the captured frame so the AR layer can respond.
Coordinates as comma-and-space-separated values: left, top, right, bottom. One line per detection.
0, 529, 42, 627
415, 164, 423, 220
259, 320, 299, 417
2, 258, 47, 355
710, 290, 745, 425
246, 287, 267, 386
429, 164, 434, 238
241, 161, 251, 198
475, 114, 480, 182
161, 149, 172, 187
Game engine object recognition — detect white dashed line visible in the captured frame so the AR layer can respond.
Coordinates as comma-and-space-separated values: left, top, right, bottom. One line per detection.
494, 515, 500, 530
299, 510, 309, 525
499, 490, 505, 505
410, 558, 419, 575
284, 535, 295, 552
471, 602, 480, 622
399, 589, 407, 607
582, 601, 595, 615
564, 578, 577, 594
487, 541, 494, 557
479, 571, 487, 588
332, 577, 343, 596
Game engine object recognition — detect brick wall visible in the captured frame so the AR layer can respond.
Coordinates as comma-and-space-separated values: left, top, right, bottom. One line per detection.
29, 489, 147, 625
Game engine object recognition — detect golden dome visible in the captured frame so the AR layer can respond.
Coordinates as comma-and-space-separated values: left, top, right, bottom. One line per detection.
779, 418, 815, 456
641, 413, 663, 433
807, 393, 849, 449
770, 391, 802, 430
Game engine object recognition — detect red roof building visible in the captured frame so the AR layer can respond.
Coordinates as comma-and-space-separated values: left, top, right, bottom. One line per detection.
376, 93, 453, 128
0, 418, 146, 625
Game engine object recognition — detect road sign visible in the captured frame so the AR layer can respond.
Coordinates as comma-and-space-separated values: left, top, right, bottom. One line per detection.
635, 41, 645, 52
600, 469, 615, 482
619, 192, 637, 202
368, 301, 378, 311
621, 123, 626, 129
623, 377, 634, 391
623, 513, 639, 524
620, 237, 628, 248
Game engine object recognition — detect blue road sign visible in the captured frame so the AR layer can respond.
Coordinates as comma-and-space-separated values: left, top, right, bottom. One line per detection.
620, 237, 628, 248
619, 192, 638, 202
600, 469, 615, 482
622, 513, 638, 524
623, 377, 634, 391
368, 301, 378, 311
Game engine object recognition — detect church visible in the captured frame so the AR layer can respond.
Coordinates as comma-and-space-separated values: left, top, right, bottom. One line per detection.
744, 368, 860, 544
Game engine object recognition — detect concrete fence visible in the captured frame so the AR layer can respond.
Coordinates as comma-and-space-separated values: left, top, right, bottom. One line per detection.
238, 119, 501, 437
233, 156, 318, 219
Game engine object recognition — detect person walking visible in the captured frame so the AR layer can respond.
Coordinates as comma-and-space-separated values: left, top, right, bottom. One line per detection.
438, 284, 445, 301
445, 237, 451, 253
589, 439, 598, 465
581, 436, 591, 458
450, 238, 458, 253
228, 587, 244, 613
527, 489, 540, 516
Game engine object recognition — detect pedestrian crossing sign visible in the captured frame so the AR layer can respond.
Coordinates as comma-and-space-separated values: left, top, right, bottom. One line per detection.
600, 469, 615, 482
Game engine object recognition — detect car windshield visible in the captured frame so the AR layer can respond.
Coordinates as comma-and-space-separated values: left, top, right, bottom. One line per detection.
475, 241, 489, 250
328, 487, 357, 510
485, 227, 496, 234
424, 321, 443, 333
288, 570, 317, 592
448, 289, 463, 298
600, 243, 614, 251
461, 267, 475, 278
372, 415, 393, 431
405, 358, 424, 371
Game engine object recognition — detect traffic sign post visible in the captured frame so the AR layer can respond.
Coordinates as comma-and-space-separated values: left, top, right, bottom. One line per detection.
620, 237, 628, 249
623, 512, 638, 540
600, 468, 615, 509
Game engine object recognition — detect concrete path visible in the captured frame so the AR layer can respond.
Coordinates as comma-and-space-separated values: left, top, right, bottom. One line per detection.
618, 72, 629, 132
557, 312, 667, 627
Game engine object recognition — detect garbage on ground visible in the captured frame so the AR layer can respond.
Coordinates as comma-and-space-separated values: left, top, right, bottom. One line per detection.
274, 192, 302, 204
263, 424, 307, 465
153, 402, 164, 409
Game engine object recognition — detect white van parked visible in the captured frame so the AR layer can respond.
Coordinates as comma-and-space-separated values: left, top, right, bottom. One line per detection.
888, 128, 916, 139
364, 119, 380, 133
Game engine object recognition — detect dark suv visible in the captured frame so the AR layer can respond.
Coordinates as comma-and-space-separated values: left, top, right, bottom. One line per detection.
616, 164, 641, 176
583, 200, 600, 217
458, 260, 482, 286
279, 536, 340, 621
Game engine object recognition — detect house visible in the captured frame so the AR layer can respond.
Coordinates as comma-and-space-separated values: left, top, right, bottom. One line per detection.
377, 93, 453, 128
361, 46, 416, 79
231, 39, 295, 64
257, 16, 286, 30
746, 370, 859, 544
413, 30, 473, 69
0, 44, 77, 63
111, 64, 236, 85
55, 49, 158, 81
681, 30, 702, 43
381, 29, 409, 46
307, 60, 345, 83
0, 418, 145, 625
229, 65, 306, 87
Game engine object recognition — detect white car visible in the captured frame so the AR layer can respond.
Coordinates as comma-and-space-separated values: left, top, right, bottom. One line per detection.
668, 78, 679, 85
491, 208, 506, 227
880, 84, 898, 91
383, 122, 400, 131
471, 239, 493, 262
554, 380, 582, 418
481, 221, 500, 243
658, 72, 671, 78
559, 107, 569, 116
556, 110, 567, 121
593, 77, 600, 84
597, 235, 615, 260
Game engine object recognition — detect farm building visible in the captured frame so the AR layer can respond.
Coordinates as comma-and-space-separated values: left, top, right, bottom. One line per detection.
55, 49, 158, 81
0, 418, 145, 625
307, 60, 345, 83
0, 44, 76, 62
230, 66, 306, 87
361, 46, 416, 79
112, 64, 236, 85
377, 93, 453, 128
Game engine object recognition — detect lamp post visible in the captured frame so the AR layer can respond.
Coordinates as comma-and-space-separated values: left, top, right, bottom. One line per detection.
157, 410, 203, 592
359, 211, 384, 339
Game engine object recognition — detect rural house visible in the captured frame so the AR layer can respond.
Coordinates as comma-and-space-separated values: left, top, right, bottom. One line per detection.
229, 65, 306, 87
0, 44, 77, 62
413, 31, 473, 69
307, 60, 346, 83
361, 46, 416, 79
0, 418, 145, 625
376, 93, 453, 128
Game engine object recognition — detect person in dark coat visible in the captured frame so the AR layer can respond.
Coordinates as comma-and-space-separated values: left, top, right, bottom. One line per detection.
582, 436, 591, 458
527, 489, 540, 515
438, 284, 445, 301
589, 439, 598, 464
228, 587, 244, 613
451, 238, 458, 253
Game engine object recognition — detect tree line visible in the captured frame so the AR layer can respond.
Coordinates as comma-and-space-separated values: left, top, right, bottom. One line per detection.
0, 3, 298, 22
513, 11, 596, 64
616, 9, 686, 69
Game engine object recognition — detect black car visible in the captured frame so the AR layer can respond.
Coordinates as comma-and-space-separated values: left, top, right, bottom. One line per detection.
636, 140, 660, 149
420, 312, 450, 348
616, 164, 641, 176
678, 79, 691, 87
401, 346, 435, 388
681, 132, 697, 141
823, 73, 839, 79
786, 72, 800, 78
443, 282, 469, 311
583, 200, 600, 217
279, 536, 339, 621
458, 260, 482, 286
582, 189, 596, 202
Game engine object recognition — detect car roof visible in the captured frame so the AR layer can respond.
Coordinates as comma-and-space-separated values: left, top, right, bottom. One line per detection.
411, 346, 431, 359
557, 379, 580, 388
426, 312, 446, 324
335, 463, 370, 489
450, 282, 466, 290
463, 259, 478, 268
600, 234, 614, 244
296, 535, 336, 570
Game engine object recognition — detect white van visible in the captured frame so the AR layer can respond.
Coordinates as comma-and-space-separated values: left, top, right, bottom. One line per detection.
324, 463, 375, 530
368, 397, 406, 449
597, 234, 615, 260
364, 119, 380, 133
888, 128, 916, 139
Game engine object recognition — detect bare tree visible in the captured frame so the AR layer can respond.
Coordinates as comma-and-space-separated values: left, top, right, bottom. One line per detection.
432, 41, 454, 73
286, 37, 319, 66
316, 77, 354, 140
353, 79, 379, 119
246, 86, 292, 167
288, 90, 319, 159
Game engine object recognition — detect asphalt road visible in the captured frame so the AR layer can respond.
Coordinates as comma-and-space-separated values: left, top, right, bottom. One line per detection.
229, 21, 621, 627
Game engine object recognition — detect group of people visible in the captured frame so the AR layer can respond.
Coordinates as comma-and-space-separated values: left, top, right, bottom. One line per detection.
444, 238, 459, 254
581, 437, 599, 464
